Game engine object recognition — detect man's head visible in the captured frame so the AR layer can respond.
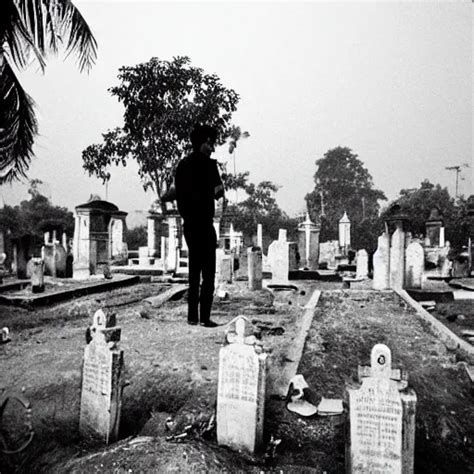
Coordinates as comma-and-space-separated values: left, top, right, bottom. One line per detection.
190, 124, 218, 156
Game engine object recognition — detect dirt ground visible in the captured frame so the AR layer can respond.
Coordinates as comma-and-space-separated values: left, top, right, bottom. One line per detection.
430, 300, 474, 342
0, 279, 473, 473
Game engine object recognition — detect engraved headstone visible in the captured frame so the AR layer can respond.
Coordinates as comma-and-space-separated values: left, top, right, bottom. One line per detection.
247, 247, 263, 290
347, 344, 416, 474
79, 309, 124, 444
405, 242, 424, 289
356, 249, 369, 280
217, 317, 267, 453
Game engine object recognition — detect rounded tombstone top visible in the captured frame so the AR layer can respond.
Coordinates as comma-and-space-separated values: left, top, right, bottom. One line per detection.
370, 344, 392, 378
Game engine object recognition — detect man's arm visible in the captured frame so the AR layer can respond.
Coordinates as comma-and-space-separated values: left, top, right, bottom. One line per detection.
212, 160, 225, 200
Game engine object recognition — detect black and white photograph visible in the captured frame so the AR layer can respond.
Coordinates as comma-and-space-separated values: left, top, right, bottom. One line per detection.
0, 0, 472, 472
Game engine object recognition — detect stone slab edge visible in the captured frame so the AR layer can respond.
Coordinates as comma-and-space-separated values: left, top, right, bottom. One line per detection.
270, 289, 322, 398
143, 284, 188, 307
0, 280, 30, 293
0, 274, 140, 307
395, 289, 474, 360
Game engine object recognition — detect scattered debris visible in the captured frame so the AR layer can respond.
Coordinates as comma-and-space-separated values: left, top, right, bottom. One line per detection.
286, 375, 317, 417
316, 397, 344, 416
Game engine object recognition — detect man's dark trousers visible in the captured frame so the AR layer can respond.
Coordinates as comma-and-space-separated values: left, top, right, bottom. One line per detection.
183, 221, 216, 324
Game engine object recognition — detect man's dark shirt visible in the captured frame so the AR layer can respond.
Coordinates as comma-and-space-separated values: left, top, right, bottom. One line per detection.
175, 151, 222, 224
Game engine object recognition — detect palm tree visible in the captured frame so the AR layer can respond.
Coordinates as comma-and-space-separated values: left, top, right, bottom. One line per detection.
0, 0, 97, 182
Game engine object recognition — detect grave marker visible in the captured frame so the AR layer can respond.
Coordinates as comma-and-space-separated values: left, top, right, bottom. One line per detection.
247, 246, 263, 290
79, 309, 124, 444
356, 249, 369, 280
346, 344, 416, 474
217, 317, 267, 453
405, 242, 424, 289
373, 233, 390, 290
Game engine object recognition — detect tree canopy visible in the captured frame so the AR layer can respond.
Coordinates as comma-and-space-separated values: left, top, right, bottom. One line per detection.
0, 180, 74, 242
305, 147, 386, 250
82, 56, 240, 207
227, 179, 297, 251
0, 0, 97, 182
382, 179, 470, 250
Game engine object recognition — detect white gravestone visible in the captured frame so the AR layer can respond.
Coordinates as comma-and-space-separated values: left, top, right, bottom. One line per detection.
356, 250, 369, 280
405, 242, 424, 289
267, 230, 298, 283
247, 247, 263, 291
373, 233, 390, 290
217, 317, 267, 454
80, 309, 124, 444
347, 344, 416, 474
390, 227, 405, 289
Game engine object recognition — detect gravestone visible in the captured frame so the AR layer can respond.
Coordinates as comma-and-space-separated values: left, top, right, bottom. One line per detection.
247, 247, 263, 290
373, 233, 390, 290
267, 230, 298, 283
30, 258, 45, 293
79, 309, 124, 444
216, 248, 233, 283
346, 344, 416, 474
356, 250, 369, 279
390, 227, 405, 289
405, 242, 424, 289
217, 317, 267, 454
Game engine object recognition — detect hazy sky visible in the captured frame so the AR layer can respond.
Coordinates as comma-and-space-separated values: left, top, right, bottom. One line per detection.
2, 0, 472, 220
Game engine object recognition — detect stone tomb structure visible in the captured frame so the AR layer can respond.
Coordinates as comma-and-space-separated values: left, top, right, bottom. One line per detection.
217, 317, 267, 454
346, 344, 417, 474
73, 199, 127, 279
79, 309, 124, 444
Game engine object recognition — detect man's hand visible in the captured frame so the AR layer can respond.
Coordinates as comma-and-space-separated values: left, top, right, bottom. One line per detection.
214, 184, 224, 200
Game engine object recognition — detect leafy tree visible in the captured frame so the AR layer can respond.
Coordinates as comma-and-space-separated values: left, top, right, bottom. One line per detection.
0, 180, 74, 247
381, 180, 469, 250
82, 56, 239, 210
124, 225, 147, 250
305, 147, 386, 251
0, 0, 97, 182
227, 180, 297, 251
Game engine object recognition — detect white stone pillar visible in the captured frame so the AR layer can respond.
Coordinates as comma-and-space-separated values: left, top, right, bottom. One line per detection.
257, 224, 263, 249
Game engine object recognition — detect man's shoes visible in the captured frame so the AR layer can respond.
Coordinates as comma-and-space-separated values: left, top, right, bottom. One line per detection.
187, 320, 198, 326
200, 320, 219, 328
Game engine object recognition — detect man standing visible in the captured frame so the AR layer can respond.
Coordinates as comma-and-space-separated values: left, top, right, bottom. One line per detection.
175, 124, 224, 327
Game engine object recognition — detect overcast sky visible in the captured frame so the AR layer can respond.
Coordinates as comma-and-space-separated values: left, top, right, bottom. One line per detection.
1, 0, 472, 220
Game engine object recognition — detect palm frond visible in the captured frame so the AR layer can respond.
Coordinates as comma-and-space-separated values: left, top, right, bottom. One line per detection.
54, 0, 97, 72
15, 0, 97, 72
0, 57, 38, 183
1, 0, 46, 71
